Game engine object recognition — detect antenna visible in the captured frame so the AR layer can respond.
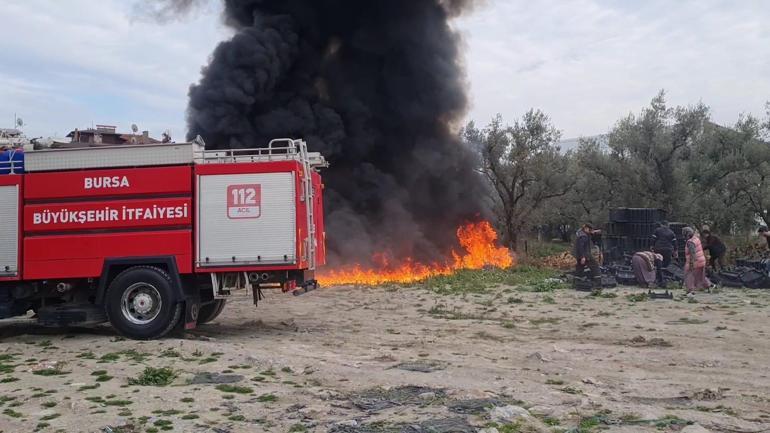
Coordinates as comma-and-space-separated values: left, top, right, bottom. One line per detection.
16, 117, 23, 129
131, 124, 139, 134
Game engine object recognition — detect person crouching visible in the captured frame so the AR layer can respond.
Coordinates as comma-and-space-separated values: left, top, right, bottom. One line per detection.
631, 251, 663, 288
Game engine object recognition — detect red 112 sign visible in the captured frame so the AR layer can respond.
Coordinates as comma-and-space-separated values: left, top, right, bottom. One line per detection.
227, 184, 261, 219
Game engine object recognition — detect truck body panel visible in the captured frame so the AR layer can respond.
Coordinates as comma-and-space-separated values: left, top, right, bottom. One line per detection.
0, 139, 326, 337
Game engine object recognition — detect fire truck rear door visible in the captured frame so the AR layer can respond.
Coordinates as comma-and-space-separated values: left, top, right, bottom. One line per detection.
0, 184, 19, 277
197, 172, 296, 267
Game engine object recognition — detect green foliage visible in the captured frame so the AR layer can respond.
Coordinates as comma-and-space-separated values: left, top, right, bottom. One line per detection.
2, 408, 23, 418
128, 367, 177, 386
422, 266, 559, 294
215, 384, 253, 394
626, 293, 649, 303
526, 241, 571, 258
494, 92, 770, 245
256, 393, 278, 402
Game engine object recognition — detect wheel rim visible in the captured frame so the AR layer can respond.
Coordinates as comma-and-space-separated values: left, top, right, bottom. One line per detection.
120, 282, 162, 325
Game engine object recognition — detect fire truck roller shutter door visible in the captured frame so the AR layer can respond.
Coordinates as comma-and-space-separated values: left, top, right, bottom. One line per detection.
104, 265, 182, 340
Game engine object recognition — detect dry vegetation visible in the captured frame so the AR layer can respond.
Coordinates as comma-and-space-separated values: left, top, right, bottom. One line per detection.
0, 268, 768, 433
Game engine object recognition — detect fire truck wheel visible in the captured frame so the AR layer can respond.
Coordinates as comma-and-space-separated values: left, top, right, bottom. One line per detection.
197, 299, 226, 324
105, 266, 182, 340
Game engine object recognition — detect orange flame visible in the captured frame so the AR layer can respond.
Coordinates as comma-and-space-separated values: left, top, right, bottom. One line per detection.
317, 220, 514, 286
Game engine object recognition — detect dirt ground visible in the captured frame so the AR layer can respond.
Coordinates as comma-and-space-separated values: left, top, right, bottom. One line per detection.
0, 283, 769, 433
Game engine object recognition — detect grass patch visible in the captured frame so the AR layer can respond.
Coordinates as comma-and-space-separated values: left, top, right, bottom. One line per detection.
76, 351, 96, 359
228, 414, 246, 421
128, 367, 177, 386
78, 384, 100, 391
41, 402, 57, 408
153, 409, 182, 416
181, 414, 199, 420
104, 399, 132, 407
153, 419, 174, 431
180, 397, 194, 403
484, 422, 522, 433
99, 353, 120, 363
530, 317, 561, 326
545, 378, 564, 385
560, 386, 583, 395
0, 377, 19, 383
95, 375, 113, 382
256, 393, 278, 402
159, 349, 181, 358
0, 363, 15, 374
626, 293, 648, 303
215, 384, 253, 394
289, 424, 307, 432
427, 305, 490, 321
421, 266, 559, 295
40, 413, 60, 421
2, 408, 23, 418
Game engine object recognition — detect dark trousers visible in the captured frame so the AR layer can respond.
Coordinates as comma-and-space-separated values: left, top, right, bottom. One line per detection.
656, 249, 673, 285
709, 254, 725, 272
576, 256, 600, 286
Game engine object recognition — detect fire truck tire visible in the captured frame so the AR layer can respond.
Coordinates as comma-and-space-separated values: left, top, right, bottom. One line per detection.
197, 300, 226, 324
105, 266, 182, 340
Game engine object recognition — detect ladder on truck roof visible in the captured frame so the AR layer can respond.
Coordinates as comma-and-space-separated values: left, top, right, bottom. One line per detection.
21, 137, 327, 172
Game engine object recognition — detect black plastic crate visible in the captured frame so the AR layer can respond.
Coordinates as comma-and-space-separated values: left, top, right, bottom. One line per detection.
609, 208, 629, 223
609, 208, 667, 224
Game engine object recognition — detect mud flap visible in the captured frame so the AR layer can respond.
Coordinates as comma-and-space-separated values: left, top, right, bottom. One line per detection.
183, 295, 200, 330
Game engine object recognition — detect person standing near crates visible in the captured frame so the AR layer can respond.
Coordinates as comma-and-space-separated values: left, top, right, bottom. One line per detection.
574, 223, 601, 287
652, 221, 676, 286
701, 228, 726, 272
683, 226, 712, 294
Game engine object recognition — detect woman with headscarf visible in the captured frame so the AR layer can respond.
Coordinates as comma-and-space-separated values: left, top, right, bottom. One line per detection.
682, 226, 711, 294
631, 250, 663, 287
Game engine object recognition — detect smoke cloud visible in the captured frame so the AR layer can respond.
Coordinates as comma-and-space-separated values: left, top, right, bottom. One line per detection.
183, 0, 487, 265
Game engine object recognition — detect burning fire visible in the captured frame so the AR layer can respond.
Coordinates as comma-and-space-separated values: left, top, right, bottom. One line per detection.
317, 220, 514, 286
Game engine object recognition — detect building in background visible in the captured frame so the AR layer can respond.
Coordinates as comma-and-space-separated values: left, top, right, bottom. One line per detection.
66, 125, 161, 146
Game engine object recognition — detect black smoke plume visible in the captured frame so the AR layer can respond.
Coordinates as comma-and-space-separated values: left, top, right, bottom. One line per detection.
184, 0, 487, 265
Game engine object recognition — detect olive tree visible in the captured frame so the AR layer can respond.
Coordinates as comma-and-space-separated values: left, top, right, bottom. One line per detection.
462, 111, 573, 251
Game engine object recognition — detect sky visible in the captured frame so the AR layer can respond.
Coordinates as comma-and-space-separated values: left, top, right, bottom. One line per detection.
1, 0, 769, 141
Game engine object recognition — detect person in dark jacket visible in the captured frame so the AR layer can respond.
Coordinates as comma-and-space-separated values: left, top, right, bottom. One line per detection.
701, 229, 727, 272
574, 223, 600, 286
759, 226, 770, 250
651, 221, 676, 285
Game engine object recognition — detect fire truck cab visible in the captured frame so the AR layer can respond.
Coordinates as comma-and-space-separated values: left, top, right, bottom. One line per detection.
0, 138, 326, 339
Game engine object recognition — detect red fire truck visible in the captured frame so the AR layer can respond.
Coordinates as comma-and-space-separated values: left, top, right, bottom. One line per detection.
0, 138, 326, 339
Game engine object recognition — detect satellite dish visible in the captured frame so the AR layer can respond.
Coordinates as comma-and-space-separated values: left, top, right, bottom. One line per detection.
16, 118, 23, 128
131, 124, 139, 134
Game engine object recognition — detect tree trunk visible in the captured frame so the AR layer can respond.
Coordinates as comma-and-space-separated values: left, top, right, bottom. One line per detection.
508, 230, 519, 252
503, 213, 518, 252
